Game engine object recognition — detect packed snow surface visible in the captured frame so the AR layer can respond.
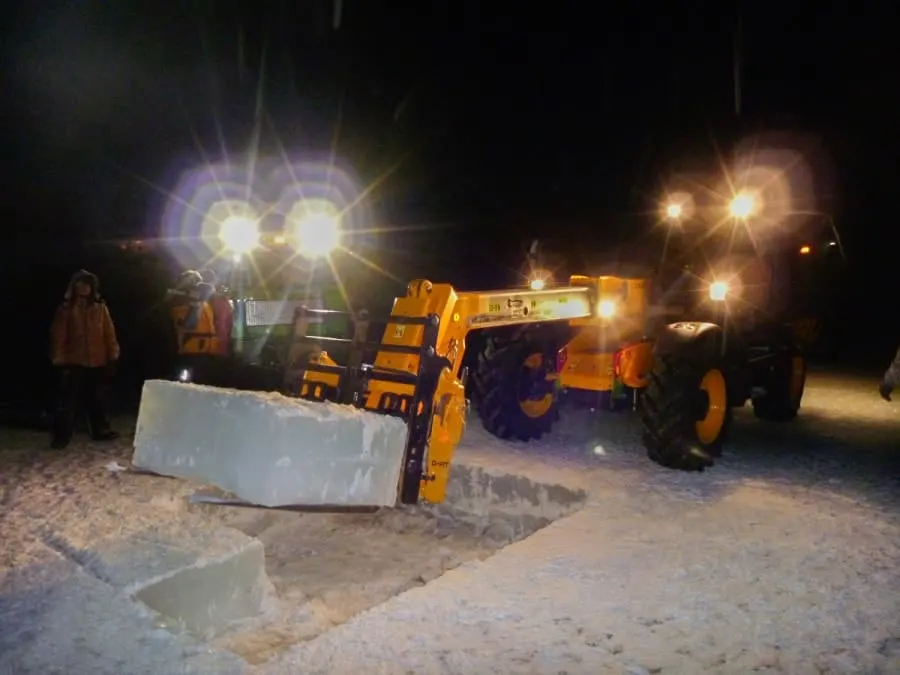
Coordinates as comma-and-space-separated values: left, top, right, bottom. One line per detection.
2, 369, 899, 674
264, 370, 900, 674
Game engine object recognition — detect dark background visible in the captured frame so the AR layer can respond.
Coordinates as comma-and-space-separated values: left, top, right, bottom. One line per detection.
1, 1, 897, 412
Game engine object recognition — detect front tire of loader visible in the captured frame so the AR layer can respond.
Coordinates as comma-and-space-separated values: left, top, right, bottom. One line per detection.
473, 328, 559, 442
640, 352, 731, 472
753, 352, 806, 422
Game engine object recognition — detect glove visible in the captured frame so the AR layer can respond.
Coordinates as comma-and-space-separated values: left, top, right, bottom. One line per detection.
879, 381, 893, 402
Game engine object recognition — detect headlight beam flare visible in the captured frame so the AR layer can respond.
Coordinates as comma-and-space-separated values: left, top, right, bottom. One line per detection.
666, 202, 683, 220
293, 212, 342, 258
340, 247, 403, 283
709, 281, 729, 302
219, 214, 261, 255
728, 192, 757, 219
286, 200, 343, 259
597, 300, 617, 318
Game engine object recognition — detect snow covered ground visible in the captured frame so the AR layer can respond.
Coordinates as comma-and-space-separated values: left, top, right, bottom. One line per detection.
2, 369, 900, 674
261, 370, 900, 675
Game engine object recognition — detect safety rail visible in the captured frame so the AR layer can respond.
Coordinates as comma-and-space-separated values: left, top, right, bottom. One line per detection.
238, 298, 325, 327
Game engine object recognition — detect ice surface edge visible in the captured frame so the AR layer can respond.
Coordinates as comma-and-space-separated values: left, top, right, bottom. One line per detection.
132, 380, 408, 507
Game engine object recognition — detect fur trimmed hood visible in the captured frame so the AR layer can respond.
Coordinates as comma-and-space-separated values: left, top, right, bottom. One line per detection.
64, 269, 101, 302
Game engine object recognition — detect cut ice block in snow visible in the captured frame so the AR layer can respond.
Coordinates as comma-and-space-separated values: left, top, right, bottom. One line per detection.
132, 380, 409, 508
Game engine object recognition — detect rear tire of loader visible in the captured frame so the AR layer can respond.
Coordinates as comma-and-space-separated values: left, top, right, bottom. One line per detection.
640, 352, 731, 472
753, 352, 806, 422
473, 327, 560, 442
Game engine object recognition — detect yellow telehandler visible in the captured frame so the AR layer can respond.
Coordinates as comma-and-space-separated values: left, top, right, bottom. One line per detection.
133, 276, 607, 509
465, 201, 842, 472
467, 255, 808, 473
284, 278, 609, 506
132, 247, 816, 514
133, 191, 839, 511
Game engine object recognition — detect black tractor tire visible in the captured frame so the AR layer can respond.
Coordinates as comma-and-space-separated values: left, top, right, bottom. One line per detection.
472, 326, 560, 442
753, 351, 806, 422
640, 351, 731, 472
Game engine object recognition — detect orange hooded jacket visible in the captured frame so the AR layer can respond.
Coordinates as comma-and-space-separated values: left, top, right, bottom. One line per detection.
50, 270, 121, 368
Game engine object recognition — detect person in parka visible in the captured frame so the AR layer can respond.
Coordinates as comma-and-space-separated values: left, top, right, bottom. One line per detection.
879, 346, 900, 401
49, 269, 121, 448
197, 268, 234, 355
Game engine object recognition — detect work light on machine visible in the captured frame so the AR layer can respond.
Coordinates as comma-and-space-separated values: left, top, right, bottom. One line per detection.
660, 191, 693, 222
598, 299, 617, 318
665, 202, 683, 220
709, 280, 730, 302
528, 269, 552, 291
728, 192, 757, 219
287, 200, 342, 258
219, 215, 261, 255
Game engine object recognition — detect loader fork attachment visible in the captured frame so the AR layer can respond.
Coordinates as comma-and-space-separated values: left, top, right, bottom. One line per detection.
288, 306, 449, 505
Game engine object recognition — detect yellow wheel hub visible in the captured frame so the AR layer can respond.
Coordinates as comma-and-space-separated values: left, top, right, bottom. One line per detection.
520, 352, 554, 418
695, 368, 727, 445
789, 355, 806, 402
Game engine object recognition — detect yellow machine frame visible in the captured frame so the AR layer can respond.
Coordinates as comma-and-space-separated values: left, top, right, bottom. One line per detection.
291, 274, 655, 507
556, 274, 655, 392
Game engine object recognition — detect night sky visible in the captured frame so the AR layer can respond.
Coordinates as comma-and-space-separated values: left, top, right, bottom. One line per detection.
3, 2, 896, 273
0, 0, 898, 406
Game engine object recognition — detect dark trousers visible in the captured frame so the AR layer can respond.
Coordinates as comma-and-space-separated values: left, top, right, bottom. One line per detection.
52, 366, 112, 443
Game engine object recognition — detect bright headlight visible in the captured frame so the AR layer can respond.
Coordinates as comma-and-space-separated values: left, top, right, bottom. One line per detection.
728, 193, 757, 219
709, 281, 729, 301
287, 200, 342, 258
598, 300, 617, 318
665, 202, 682, 219
219, 215, 260, 254
294, 213, 341, 257
528, 268, 552, 291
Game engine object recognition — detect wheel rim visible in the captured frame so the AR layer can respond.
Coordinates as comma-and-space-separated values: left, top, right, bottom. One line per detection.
789, 355, 806, 403
519, 352, 554, 418
695, 368, 727, 445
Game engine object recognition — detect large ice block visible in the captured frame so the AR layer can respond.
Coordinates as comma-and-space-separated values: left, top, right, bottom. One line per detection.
132, 380, 409, 508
